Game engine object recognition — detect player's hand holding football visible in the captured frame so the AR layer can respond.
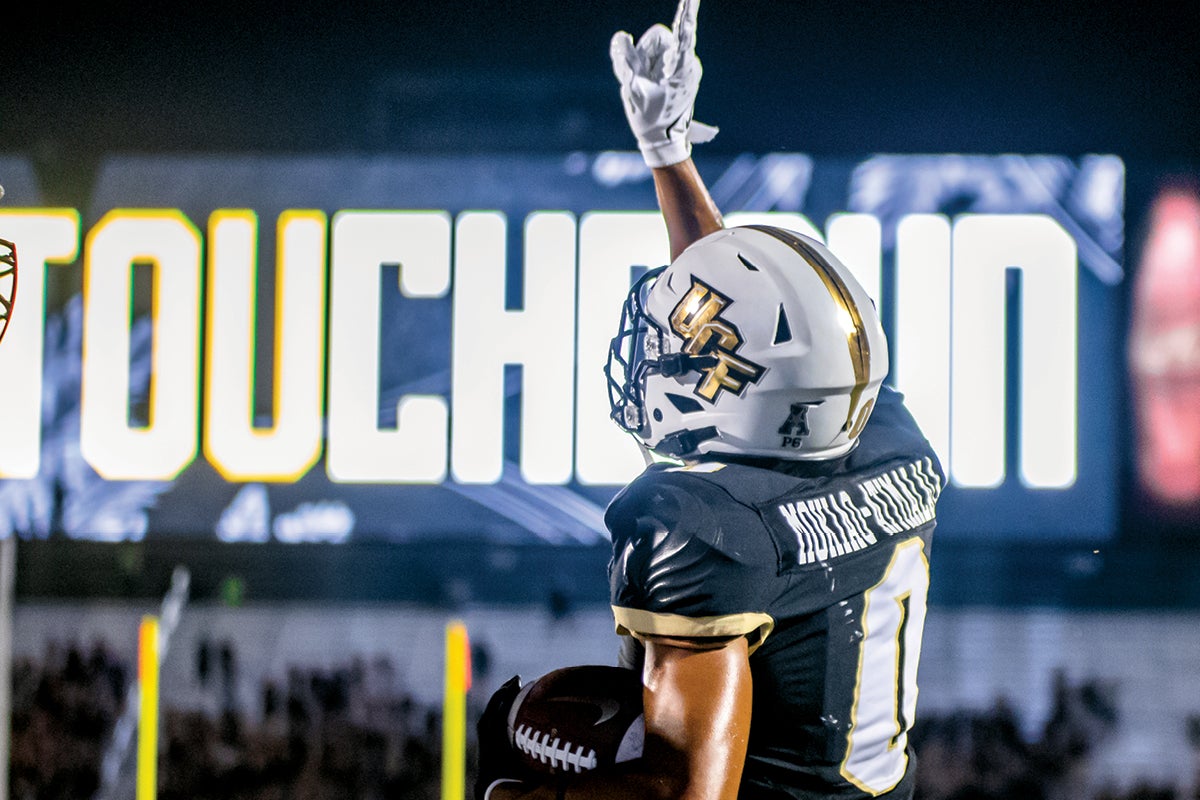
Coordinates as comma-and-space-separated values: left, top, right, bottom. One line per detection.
610, 0, 717, 168
474, 675, 530, 800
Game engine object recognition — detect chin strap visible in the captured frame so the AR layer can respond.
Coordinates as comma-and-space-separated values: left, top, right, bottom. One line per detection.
655, 426, 719, 458
655, 352, 717, 377
635, 440, 657, 468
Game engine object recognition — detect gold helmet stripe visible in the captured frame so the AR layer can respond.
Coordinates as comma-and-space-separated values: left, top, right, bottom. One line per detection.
743, 225, 871, 431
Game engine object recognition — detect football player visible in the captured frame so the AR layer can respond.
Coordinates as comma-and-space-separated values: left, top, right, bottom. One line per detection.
477, 1, 943, 798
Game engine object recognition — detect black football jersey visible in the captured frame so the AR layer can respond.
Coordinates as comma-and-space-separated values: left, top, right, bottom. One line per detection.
606, 386, 943, 800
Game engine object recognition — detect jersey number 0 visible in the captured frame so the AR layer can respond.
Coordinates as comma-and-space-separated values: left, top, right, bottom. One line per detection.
841, 538, 930, 795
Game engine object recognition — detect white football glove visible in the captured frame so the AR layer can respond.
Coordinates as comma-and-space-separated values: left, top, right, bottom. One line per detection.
610, 0, 718, 168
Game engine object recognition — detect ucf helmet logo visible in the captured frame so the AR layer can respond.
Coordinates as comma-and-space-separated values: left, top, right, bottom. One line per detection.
669, 277, 765, 402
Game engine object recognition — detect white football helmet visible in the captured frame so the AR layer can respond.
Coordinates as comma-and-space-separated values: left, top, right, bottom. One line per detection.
606, 225, 889, 460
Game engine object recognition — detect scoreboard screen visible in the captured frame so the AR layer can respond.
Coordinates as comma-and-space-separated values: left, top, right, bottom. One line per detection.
0, 150, 1125, 544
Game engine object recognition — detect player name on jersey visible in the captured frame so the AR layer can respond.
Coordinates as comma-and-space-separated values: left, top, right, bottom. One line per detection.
773, 458, 941, 566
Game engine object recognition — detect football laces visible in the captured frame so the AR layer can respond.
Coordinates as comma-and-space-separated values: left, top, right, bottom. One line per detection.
513, 724, 599, 773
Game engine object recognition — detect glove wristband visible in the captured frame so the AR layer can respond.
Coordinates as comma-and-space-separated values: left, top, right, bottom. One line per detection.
637, 120, 719, 168
639, 138, 692, 169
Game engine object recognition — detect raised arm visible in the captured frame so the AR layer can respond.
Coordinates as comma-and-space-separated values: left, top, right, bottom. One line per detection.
470, 7, 749, 798
610, 0, 723, 260
652, 160, 724, 260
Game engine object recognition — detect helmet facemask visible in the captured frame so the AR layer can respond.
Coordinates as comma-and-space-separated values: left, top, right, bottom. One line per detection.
605, 267, 726, 457
606, 267, 666, 437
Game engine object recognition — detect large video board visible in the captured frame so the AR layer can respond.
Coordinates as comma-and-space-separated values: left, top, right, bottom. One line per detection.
0, 151, 1125, 543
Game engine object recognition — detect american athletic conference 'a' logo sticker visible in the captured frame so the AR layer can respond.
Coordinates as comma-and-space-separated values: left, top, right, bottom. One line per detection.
669, 277, 765, 402
778, 401, 821, 449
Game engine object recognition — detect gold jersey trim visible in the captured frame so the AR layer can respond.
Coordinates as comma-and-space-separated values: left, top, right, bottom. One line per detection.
612, 606, 775, 655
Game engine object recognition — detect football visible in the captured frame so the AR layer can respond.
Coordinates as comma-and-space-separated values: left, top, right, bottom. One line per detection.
506, 665, 645, 776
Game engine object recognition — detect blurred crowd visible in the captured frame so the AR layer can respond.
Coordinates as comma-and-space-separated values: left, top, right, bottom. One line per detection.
10, 641, 127, 800
911, 669, 1199, 800
9, 639, 1200, 800
10, 639, 456, 800
162, 638, 455, 800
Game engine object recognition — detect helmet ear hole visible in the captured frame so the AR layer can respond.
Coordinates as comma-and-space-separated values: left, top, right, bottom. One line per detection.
666, 393, 704, 414
773, 304, 792, 345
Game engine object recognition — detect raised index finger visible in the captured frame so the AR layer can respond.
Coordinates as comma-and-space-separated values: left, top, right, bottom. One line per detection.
672, 0, 700, 54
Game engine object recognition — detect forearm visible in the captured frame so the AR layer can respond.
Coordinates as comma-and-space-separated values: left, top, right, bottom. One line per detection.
652, 159, 724, 261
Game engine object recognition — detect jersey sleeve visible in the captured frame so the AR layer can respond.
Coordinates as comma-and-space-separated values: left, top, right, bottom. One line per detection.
605, 466, 776, 652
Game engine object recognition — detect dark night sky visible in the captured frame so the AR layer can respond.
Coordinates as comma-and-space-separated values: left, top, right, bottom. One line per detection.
3, 0, 1198, 200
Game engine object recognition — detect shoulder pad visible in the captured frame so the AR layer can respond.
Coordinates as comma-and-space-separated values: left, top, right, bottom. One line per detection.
604, 464, 776, 563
